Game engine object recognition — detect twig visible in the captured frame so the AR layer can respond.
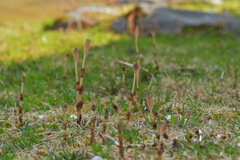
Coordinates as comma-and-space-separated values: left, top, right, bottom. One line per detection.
115, 59, 148, 72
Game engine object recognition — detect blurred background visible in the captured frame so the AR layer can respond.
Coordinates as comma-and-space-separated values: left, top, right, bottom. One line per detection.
0, 0, 239, 22
0, 0, 240, 63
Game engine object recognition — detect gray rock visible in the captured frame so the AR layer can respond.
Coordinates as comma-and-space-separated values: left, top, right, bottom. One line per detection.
111, 7, 240, 35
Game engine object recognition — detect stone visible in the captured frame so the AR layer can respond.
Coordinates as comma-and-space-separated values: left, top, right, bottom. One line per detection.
111, 6, 240, 35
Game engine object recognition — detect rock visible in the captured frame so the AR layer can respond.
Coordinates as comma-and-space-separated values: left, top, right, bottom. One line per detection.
45, 5, 119, 30
111, 6, 240, 35
111, 18, 127, 33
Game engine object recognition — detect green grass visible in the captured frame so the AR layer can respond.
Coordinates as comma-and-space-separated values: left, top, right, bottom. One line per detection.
0, 20, 240, 159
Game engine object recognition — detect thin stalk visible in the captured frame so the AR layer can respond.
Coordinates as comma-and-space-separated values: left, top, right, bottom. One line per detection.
90, 105, 97, 144
121, 66, 126, 98
135, 25, 141, 92
147, 93, 159, 140
126, 63, 138, 129
227, 64, 238, 98
135, 25, 139, 54
77, 39, 91, 125
112, 43, 116, 61
90, 117, 96, 144
111, 43, 116, 75
103, 109, 109, 133
157, 139, 162, 160
113, 103, 124, 159
63, 54, 69, 80
160, 121, 169, 140
73, 48, 79, 105
227, 64, 234, 79
115, 59, 149, 72
14, 94, 18, 125
102, 108, 109, 144
151, 31, 159, 71
63, 104, 68, 141
19, 75, 25, 124
156, 121, 168, 160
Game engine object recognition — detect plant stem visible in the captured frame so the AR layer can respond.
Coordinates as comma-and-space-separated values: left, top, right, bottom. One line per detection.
63, 54, 69, 80
126, 63, 138, 129
19, 75, 25, 124
151, 31, 159, 71
121, 66, 126, 99
77, 39, 90, 125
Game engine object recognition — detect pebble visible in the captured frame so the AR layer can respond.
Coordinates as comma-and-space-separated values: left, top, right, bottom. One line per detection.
70, 115, 77, 119
165, 115, 171, 120
92, 156, 102, 160
38, 115, 45, 120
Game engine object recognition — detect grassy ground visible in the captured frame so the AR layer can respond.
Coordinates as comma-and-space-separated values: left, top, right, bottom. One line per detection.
0, 22, 239, 159
0, 1, 240, 160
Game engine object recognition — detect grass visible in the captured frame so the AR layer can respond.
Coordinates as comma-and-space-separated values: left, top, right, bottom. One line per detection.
0, 12, 240, 160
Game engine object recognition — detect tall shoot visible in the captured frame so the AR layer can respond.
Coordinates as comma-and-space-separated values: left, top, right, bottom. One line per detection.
157, 121, 168, 159
63, 54, 69, 80
14, 94, 18, 124
90, 105, 97, 144
147, 93, 159, 140
135, 25, 141, 93
77, 39, 91, 125
73, 39, 91, 125
151, 31, 159, 71
73, 48, 79, 104
19, 75, 25, 124
113, 103, 124, 159
121, 66, 126, 98
102, 108, 109, 144
63, 104, 68, 141
126, 63, 139, 129
110, 43, 116, 76
227, 64, 238, 98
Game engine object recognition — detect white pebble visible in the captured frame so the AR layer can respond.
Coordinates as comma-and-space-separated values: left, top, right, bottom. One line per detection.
49, 110, 55, 114
70, 115, 77, 119
92, 156, 102, 160
165, 115, 171, 120
39, 115, 45, 120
